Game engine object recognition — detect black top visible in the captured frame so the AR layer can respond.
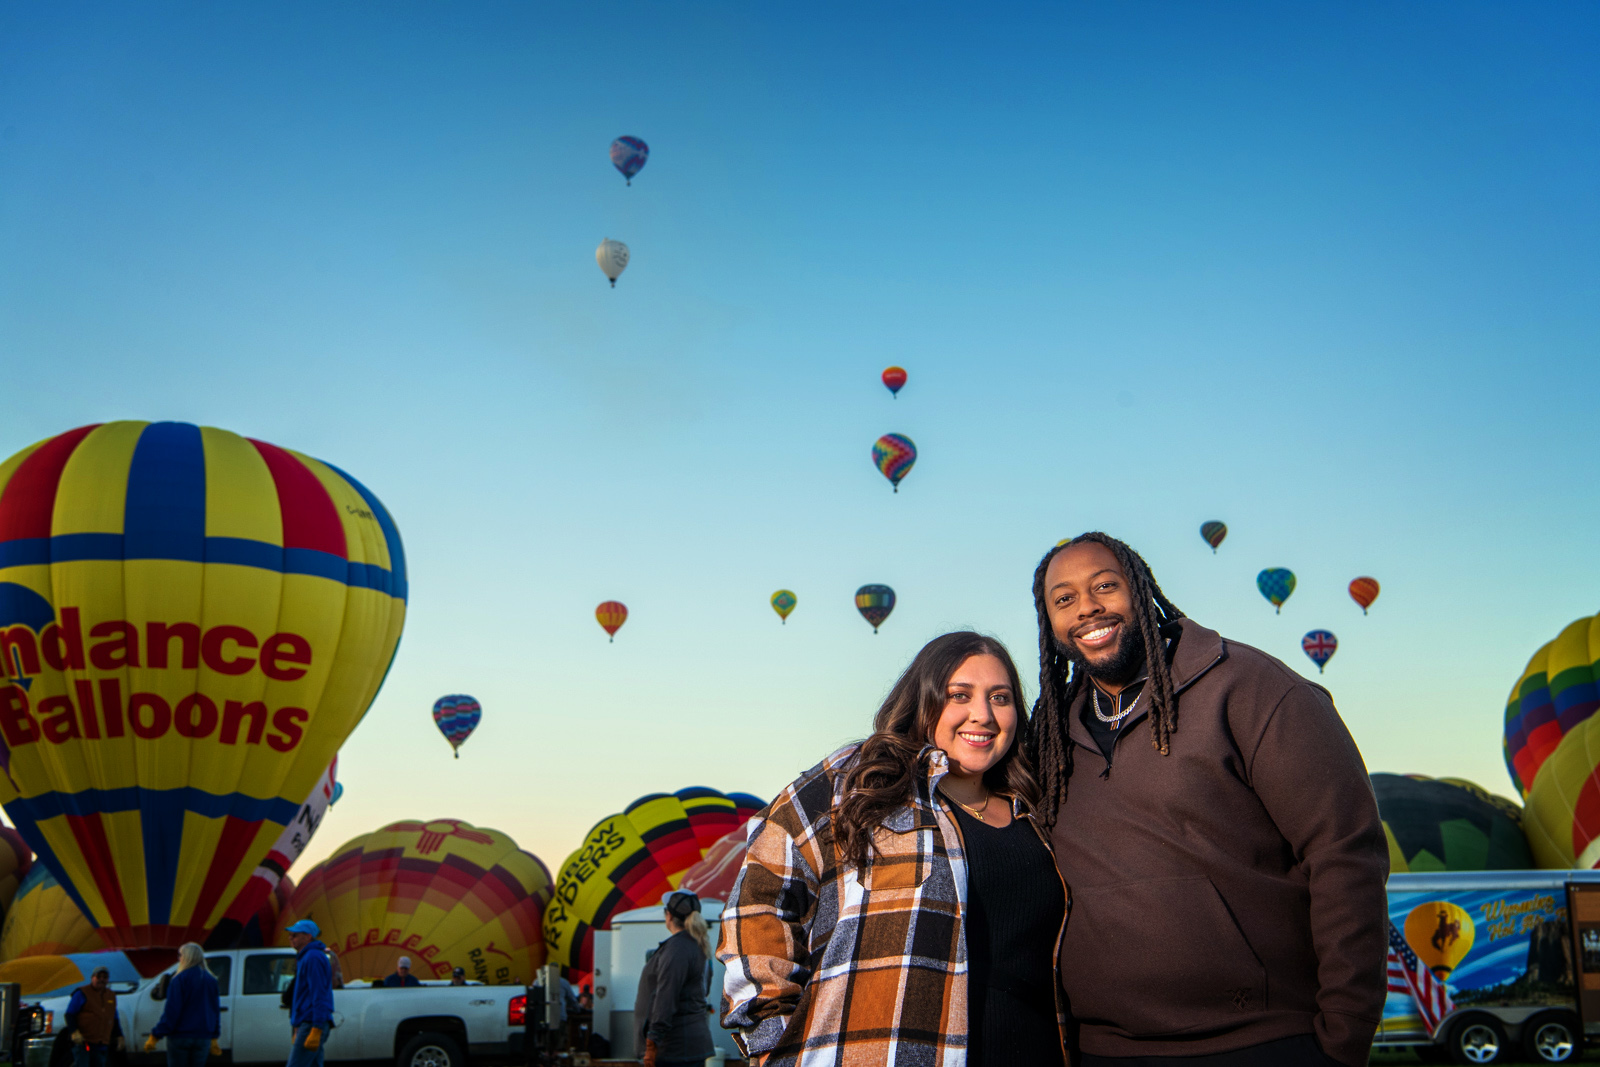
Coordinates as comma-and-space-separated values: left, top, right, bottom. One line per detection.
632, 929, 714, 1061
1082, 676, 1147, 762
951, 803, 1066, 1067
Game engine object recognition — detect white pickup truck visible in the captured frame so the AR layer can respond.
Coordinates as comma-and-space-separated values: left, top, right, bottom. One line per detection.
27, 948, 529, 1067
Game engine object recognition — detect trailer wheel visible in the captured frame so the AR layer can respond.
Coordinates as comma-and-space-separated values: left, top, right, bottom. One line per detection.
1447, 1015, 1506, 1065
397, 1032, 465, 1067
1522, 1011, 1579, 1063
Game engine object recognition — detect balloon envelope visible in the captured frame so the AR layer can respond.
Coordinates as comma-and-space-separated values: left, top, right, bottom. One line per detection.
609, 136, 649, 183
596, 601, 628, 640
1199, 522, 1227, 552
1301, 630, 1337, 673
0, 826, 34, 916
544, 788, 763, 976
0, 951, 144, 998
1349, 577, 1380, 614
0, 422, 407, 949
1371, 773, 1532, 873
433, 695, 482, 755
1256, 569, 1296, 613
872, 434, 916, 492
855, 585, 896, 632
1503, 611, 1600, 799
770, 590, 796, 623
881, 367, 907, 397
0, 863, 105, 959
596, 239, 630, 286
279, 818, 552, 983
677, 832, 748, 903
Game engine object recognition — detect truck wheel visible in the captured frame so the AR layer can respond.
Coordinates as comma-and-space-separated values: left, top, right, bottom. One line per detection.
1522, 1012, 1580, 1063
397, 1032, 464, 1067
1448, 1015, 1506, 1065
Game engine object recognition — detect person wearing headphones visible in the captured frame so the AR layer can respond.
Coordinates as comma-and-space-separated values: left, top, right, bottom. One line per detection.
632, 891, 715, 1067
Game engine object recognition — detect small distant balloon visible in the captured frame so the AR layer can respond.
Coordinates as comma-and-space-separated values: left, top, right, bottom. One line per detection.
1257, 569, 1296, 613
770, 590, 796, 624
596, 601, 629, 642
1200, 522, 1227, 553
596, 238, 630, 287
331, 782, 345, 806
872, 434, 917, 492
882, 367, 907, 398
432, 695, 482, 759
1349, 577, 1380, 615
855, 584, 896, 633
1302, 630, 1337, 673
610, 136, 649, 185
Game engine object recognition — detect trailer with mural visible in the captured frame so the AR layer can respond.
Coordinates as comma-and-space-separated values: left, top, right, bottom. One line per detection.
1376, 870, 1600, 1064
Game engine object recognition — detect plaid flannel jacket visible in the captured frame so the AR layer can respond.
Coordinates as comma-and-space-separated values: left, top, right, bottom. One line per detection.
718, 743, 1064, 1066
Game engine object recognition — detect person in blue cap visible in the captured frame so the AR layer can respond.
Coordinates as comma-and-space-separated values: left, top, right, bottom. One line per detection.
284, 920, 334, 1067
144, 943, 220, 1067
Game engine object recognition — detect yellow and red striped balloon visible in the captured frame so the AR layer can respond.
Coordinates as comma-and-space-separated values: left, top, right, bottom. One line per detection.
595, 601, 628, 642
0, 422, 406, 948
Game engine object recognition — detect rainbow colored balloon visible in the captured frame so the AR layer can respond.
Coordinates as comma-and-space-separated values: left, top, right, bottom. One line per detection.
855, 584, 896, 632
882, 367, 907, 398
1200, 521, 1227, 553
0, 422, 406, 949
432, 694, 482, 758
1256, 568, 1296, 613
770, 590, 796, 624
1349, 577, 1380, 614
609, 136, 649, 185
1504, 612, 1600, 801
1301, 630, 1337, 673
872, 434, 917, 492
595, 601, 628, 642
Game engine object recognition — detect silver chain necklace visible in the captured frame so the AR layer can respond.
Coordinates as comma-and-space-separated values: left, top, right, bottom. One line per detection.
1092, 684, 1143, 724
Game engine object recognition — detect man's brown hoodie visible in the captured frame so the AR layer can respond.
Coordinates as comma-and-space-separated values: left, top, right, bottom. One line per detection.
1052, 619, 1389, 1066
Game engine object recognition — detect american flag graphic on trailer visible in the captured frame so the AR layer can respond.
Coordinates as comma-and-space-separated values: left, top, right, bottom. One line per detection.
1388, 920, 1455, 1035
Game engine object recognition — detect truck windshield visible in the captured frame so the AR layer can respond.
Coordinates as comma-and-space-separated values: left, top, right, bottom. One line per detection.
243, 955, 296, 996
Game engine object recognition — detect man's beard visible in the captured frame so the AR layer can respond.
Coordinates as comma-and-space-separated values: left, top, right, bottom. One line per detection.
1058, 617, 1146, 685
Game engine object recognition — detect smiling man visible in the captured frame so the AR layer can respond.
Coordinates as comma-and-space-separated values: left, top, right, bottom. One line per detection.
1027, 532, 1388, 1067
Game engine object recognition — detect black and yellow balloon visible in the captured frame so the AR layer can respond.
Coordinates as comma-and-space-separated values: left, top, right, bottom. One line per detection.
1372, 773, 1532, 873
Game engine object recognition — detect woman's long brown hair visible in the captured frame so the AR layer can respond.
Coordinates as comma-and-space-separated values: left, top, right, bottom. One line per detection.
833, 631, 1042, 870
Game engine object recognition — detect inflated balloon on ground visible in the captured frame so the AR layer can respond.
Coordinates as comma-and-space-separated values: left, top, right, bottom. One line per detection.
770, 590, 796, 624
609, 136, 649, 185
1371, 774, 1532, 873
0, 422, 407, 949
279, 818, 552, 983
433, 695, 482, 758
596, 601, 628, 642
0, 827, 33, 918
855, 585, 896, 632
1256, 568, 1296, 613
1349, 577, 1380, 614
871, 434, 916, 492
1199, 522, 1227, 552
0, 864, 105, 959
1502, 611, 1600, 799
544, 788, 763, 976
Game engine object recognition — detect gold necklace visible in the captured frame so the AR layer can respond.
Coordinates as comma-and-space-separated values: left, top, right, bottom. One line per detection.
952, 792, 992, 822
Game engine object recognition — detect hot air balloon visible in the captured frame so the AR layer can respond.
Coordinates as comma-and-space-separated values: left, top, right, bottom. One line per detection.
0, 951, 144, 998
610, 136, 649, 185
433, 694, 481, 758
1403, 900, 1475, 979
1256, 569, 1296, 613
1371, 774, 1532, 874
1199, 522, 1227, 553
1349, 577, 1380, 614
278, 818, 552, 983
0, 422, 407, 950
770, 590, 796, 624
1301, 630, 1337, 673
596, 601, 628, 642
205, 760, 337, 949
676, 832, 748, 902
855, 585, 896, 633
1502, 611, 1600, 800
544, 788, 763, 976
0, 826, 34, 917
882, 367, 907, 398
331, 781, 344, 806
596, 238, 629, 287
0, 864, 106, 959
872, 434, 916, 492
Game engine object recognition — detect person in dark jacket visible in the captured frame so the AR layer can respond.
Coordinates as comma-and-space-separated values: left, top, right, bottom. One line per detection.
634, 892, 714, 1067
64, 967, 122, 1067
145, 944, 220, 1067
1030, 533, 1389, 1067
284, 920, 334, 1067
381, 958, 421, 987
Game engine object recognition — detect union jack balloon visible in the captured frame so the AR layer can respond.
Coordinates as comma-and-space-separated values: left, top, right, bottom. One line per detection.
1302, 630, 1337, 673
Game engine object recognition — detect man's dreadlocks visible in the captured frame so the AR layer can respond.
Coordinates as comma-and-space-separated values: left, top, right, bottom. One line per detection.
1027, 532, 1185, 829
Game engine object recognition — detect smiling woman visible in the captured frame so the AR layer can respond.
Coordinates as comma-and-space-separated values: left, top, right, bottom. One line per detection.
716, 632, 1068, 1067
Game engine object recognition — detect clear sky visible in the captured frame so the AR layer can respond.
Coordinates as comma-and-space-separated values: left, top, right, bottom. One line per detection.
2, 3, 1597, 876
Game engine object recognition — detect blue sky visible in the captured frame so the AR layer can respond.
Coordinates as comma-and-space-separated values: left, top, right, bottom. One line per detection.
2, 3, 1597, 873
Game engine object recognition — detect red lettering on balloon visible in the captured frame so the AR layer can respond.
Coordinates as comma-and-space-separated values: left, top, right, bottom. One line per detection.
0, 627, 40, 678
261, 633, 311, 681
74, 679, 101, 739
37, 696, 79, 743
267, 706, 308, 752
129, 692, 171, 739
147, 622, 200, 670
89, 621, 139, 670
221, 701, 267, 745
174, 694, 218, 739
201, 626, 257, 675
98, 678, 125, 738
0, 686, 38, 747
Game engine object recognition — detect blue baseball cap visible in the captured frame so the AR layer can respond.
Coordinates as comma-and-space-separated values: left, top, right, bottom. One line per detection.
285, 919, 320, 937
